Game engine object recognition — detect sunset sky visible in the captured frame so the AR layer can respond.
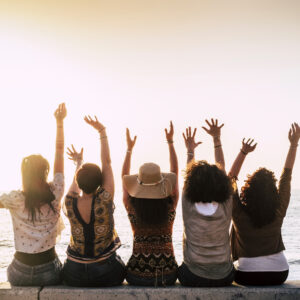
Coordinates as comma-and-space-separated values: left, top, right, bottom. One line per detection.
0, 0, 300, 193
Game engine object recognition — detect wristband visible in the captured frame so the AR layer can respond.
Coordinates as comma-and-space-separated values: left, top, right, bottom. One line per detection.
214, 144, 222, 148
167, 140, 174, 144
187, 152, 194, 156
240, 149, 247, 155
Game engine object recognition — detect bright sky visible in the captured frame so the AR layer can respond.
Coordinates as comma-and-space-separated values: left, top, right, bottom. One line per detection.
0, 0, 300, 194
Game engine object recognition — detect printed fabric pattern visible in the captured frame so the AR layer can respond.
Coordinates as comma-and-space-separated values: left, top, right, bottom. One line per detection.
65, 188, 120, 262
126, 206, 178, 278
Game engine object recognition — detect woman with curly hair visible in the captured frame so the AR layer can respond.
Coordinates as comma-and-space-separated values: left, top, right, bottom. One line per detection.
229, 123, 300, 285
0, 103, 66, 286
178, 119, 235, 287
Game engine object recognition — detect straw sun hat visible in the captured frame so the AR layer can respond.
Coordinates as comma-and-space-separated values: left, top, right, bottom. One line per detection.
123, 163, 177, 199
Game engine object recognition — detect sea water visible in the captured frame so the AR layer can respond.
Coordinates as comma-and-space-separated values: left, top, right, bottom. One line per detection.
0, 190, 299, 282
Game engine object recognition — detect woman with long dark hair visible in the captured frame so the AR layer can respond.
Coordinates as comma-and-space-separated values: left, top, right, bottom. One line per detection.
229, 123, 300, 285
62, 116, 125, 287
122, 122, 179, 286
178, 119, 235, 287
0, 103, 66, 286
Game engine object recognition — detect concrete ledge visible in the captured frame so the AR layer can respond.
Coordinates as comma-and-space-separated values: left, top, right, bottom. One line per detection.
0, 282, 41, 300
1, 281, 300, 300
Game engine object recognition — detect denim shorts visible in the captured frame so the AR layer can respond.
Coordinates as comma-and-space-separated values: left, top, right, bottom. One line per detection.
7, 256, 62, 286
62, 253, 126, 287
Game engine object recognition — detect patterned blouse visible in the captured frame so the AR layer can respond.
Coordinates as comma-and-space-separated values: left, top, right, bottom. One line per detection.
64, 187, 121, 263
125, 199, 178, 279
0, 173, 65, 253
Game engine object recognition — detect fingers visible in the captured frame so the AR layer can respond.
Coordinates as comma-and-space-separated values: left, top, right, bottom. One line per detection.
182, 132, 187, 142
196, 141, 202, 146
202, 126, 209, 134
170, 120, 173, 131
205, 119, 211, 127
133, 136, 137, 144
192, 128, 197, 138
253, 143, 258, 150
242, 138, 245, 144
219, 123, 224, 129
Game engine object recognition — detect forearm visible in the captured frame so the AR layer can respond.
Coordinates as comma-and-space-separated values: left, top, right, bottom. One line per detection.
168, 143, 178, 174
54, 120, 64, 174
99, 129, 111, 167
122, 151, 132, 177
284, 144, 298, 170
229, 151, 246, 178
68, 159, 83, 194
213, 136, 225, 170
187, 150, 195, 165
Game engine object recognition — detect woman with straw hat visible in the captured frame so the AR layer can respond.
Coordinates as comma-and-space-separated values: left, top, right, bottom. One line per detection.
122, 121, 179, 286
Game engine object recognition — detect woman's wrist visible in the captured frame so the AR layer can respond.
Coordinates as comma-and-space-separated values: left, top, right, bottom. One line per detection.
127, 148, 133, 154
240, 149, 247, 155
290, 142, 299, 148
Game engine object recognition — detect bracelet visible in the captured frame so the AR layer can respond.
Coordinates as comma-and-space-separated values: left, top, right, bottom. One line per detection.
57, 126, 63, 128
100, 136, 107, 140
127, 150, 132, 154
98, 127, 106, 133
167, 140, 174, 144
240, 149, 247, 155
290, 144, 298, 148
214, 144, 222, 148
187, 152, 194, 156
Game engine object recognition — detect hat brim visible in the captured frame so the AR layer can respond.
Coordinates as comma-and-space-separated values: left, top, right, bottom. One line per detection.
123, 172, 177, 199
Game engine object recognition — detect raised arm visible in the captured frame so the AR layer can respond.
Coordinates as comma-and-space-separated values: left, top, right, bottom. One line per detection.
84, 116, 114, 197
183, 127, 202, 165
202, 118, 225, 171
54, 103, 67, 175
284, 122, 300, 170
66, 145, 84, 194
122, 128, 137, 207
122, 128, 137, 178
165, 121, 178, 175
228, 138, 257, 179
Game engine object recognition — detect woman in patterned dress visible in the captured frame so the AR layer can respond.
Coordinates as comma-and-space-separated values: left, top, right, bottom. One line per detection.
122, 121, 179, 286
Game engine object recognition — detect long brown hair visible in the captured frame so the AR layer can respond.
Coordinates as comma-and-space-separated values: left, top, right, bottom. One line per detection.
129, 196, 173, 226
21, 155, 56, 222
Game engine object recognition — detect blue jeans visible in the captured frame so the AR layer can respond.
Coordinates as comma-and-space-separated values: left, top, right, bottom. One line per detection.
7, 256, 62, 286
62, 254, 126, 287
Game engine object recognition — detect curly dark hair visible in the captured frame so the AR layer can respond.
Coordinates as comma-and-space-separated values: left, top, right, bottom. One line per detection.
184, 160, 232, 204
240, 168, 280, 228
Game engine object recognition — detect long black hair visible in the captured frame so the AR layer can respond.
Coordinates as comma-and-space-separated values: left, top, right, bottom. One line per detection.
240, 168, 280, 228
184, 160, 232, 204
21, 155, 56, 222
129, 196, 173, 226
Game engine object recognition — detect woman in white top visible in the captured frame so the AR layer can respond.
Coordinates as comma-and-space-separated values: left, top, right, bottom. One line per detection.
0, 103, 66, 286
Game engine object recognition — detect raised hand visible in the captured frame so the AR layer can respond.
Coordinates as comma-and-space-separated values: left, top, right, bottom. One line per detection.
126, 128, 137, 151
84, 115, 105, 132
165, 121, 174, 143
183, 127, 202, 152
67, 145, 83, 162
54, 103, 67, 121
202, 118, 224, 138
288, 122, 300, 146
241, 138, 257, 155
